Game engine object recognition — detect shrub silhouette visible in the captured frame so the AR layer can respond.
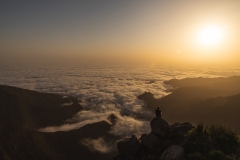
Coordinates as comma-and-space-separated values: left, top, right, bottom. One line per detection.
207, 125, 239, 154
184, 124, 240, 160
209, 150, 238, 160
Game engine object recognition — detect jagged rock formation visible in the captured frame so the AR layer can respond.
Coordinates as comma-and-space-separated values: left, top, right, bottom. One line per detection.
115, 117, 193, 160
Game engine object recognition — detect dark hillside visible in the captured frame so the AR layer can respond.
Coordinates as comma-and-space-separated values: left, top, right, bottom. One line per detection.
164, 76, 240, 93
0, 85, 117, 160
139, 76, 240, 131
178, 93, 240, 131
41, 121, 118, 160
0, 85, 82, 129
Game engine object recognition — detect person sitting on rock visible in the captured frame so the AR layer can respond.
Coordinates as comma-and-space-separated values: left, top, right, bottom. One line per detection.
155, 107, 162, 117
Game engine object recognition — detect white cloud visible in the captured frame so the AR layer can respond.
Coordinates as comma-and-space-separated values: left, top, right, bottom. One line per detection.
38, 117, 108, 132
2, 64, 240, 138
109, 114, 150, 138
80, 138, 115, 153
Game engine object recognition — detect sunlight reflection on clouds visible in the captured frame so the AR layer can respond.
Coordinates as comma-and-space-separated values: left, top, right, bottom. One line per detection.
1, 64, 240, 139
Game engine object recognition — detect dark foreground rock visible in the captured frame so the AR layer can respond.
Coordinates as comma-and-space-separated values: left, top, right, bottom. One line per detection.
170, 122, 193, 134
115, 118, 193, 160
167, 122, 194, 145
117, 135, 141, 160
115, 115, 240, 160
141, 132, 162, 150
151, 117, 169, 137
159, 145, 184, 160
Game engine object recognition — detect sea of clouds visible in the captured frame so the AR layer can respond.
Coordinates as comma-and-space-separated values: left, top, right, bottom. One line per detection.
1, 64, 240, 152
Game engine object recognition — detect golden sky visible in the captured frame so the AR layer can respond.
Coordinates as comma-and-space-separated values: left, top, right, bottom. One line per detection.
1, 1, 240, 66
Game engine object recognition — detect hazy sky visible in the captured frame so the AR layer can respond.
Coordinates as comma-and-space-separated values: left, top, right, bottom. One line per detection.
1, 1, 240, 65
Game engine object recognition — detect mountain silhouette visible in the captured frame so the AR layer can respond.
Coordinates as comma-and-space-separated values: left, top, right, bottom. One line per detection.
138, 76, 240, 131
0, 85, 117, 160
0, 85, 83, 129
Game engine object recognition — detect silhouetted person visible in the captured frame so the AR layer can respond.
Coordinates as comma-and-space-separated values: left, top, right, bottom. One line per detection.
155, 107, 162, 117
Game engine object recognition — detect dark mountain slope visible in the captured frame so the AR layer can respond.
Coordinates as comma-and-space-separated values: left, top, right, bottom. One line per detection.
178, 93, 240, 131
0, 85, 117, 160
42, 121, 118, 160
138, 76, 240, 131
138, 86, 235, 112
1, 120, 116, 160
164, 76, 240, 93
0, 85, 83, 129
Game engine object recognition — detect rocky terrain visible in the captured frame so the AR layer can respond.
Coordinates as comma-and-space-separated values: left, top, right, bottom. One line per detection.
114, 117, 193, 160
114, 117, 240, 160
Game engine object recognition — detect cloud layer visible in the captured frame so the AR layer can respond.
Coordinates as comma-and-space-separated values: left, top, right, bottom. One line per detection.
80, 138, 115, 153
2, 64, 240, 150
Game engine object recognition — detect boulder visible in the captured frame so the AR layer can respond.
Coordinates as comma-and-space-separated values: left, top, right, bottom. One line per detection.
170, 122, 193, 134
157, 139, 173, 154
167, 122, 194, 144
142, 132, 161, 150
150, 117, 169, 137
159, 145, 184, 160
117, 135, 141, 159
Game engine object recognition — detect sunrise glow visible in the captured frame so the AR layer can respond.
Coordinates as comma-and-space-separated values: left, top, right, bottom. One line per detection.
196, 25, 225, 47
0, 1, 240, 66
1, 2, 240, 159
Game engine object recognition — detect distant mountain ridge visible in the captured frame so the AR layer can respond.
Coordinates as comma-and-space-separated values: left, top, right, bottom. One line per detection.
138, 76, 240, 131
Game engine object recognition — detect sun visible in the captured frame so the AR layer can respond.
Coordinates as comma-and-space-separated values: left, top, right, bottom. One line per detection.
196, 25, 224, 47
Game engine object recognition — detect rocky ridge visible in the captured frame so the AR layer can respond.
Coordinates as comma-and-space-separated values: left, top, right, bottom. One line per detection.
115, 117, 193, 160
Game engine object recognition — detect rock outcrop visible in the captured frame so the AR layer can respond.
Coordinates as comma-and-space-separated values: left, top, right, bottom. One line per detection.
141, 132, 162, 150
159, 145, 184, 160
115, 117, 193, 160
117, 135, 141, 160
170, 122, 193, 134
151, 117, 169, 137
